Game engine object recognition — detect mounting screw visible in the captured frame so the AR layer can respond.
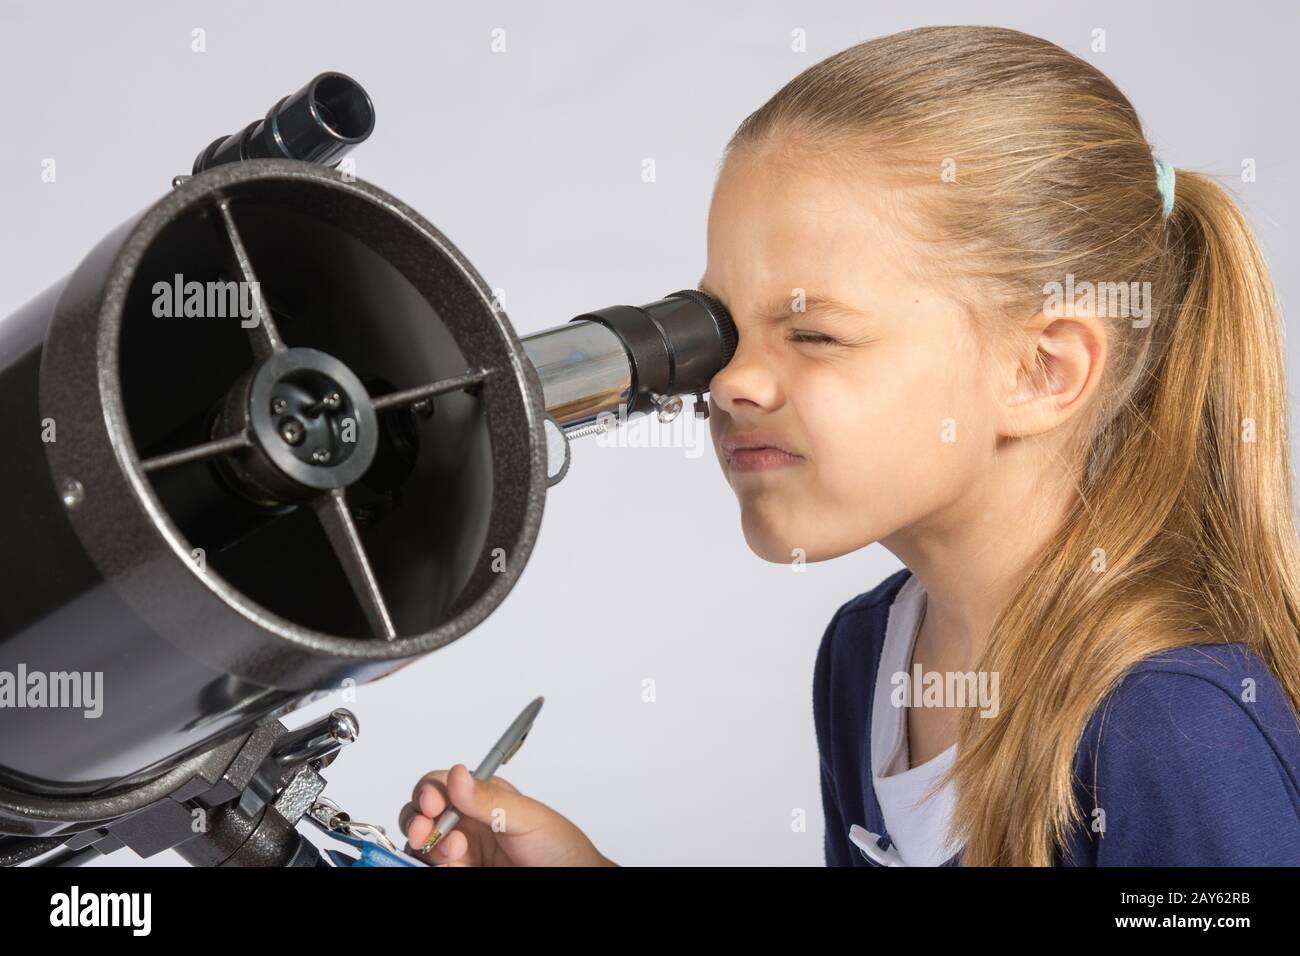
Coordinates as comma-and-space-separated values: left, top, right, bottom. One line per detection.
271, 397, 288, 415
305, 392, 342, 417
280, 419, 305, 446
60, 477, 84, 509
651, 392, 683, 423
412, 399, 434, 419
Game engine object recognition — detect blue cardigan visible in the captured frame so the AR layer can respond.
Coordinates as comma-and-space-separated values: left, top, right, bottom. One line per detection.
814, 567, 1300, 865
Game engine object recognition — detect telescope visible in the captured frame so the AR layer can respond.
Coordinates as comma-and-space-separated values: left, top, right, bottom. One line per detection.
0, 72, 736, 866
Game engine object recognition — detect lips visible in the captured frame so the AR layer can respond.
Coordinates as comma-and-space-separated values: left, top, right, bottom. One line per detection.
720, 432, 806, 473
721, 431, 803, 458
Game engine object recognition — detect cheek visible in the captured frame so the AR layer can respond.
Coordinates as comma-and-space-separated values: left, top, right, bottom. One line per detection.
796, 344, 989, 515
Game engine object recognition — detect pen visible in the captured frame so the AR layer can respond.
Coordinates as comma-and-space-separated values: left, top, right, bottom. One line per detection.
420, 695, 544, 853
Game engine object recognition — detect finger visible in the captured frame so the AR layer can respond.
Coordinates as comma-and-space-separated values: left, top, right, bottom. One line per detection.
444, 763, 534, 830
397, 794, 450, 838
398, 781, 448, 832
397, 800, 421, 837
405, 811, 434, 851
404, 809, 468, 858
428, 828, 469, 863
410, 770, 450, 804
416, 782, 449, 819
405, 817, 468, 863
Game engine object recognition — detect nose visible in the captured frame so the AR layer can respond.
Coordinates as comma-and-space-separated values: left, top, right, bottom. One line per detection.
708, 331, 782, 416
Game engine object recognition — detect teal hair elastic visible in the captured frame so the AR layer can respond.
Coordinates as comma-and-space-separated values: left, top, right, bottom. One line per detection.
1154, 157, 1176, 219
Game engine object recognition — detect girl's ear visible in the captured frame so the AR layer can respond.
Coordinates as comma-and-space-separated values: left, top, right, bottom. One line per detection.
998, 306, 1107, 439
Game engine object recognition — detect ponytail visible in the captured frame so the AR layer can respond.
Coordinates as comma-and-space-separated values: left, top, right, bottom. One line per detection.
1157, 169, 1300, 681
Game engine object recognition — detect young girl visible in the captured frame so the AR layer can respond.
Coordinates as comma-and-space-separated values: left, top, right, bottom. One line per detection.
399, 25, 1300, 866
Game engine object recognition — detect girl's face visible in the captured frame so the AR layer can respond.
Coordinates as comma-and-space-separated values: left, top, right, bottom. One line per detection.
703, 144, 1009, 563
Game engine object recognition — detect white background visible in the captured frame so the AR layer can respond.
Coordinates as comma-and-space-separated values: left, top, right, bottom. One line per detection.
1, 0, 1295, 865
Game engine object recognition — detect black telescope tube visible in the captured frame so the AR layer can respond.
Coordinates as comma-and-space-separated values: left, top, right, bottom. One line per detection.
192, 71, 375, 173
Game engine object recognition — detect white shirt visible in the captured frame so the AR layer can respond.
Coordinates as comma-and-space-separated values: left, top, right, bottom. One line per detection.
868, 572, 962, 865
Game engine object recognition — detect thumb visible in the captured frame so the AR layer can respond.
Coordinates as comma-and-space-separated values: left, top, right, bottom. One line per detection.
445, 763, 529, 829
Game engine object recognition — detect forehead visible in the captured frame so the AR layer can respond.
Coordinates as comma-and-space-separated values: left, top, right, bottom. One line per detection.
705, 145, 922, 302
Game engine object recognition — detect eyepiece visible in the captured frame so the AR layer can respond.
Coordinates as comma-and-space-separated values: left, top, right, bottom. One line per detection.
521, 289, 737, 428
193, 71, 375, 174
308, 73, 374, 141
570, 289, 737, 416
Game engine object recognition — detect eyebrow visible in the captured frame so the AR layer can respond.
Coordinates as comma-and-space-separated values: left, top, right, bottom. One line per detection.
697, 281, 867, 323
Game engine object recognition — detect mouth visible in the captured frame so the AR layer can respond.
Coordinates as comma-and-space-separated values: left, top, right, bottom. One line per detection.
721, 432, 806, 474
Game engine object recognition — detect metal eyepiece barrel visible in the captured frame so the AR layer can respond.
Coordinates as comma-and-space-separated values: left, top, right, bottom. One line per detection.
521, 289, 737, 428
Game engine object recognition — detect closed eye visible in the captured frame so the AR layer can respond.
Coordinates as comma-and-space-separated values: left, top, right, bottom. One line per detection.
788, 331, 839, 345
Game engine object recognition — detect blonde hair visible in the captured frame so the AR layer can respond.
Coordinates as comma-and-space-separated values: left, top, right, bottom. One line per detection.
727, 25, 1300, 864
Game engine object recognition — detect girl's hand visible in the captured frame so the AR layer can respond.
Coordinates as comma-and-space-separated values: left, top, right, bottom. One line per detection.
399, 763, 617, 867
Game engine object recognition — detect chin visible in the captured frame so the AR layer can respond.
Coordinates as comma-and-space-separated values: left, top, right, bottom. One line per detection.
739, 511, 806, 564
739, 504, 885, 564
